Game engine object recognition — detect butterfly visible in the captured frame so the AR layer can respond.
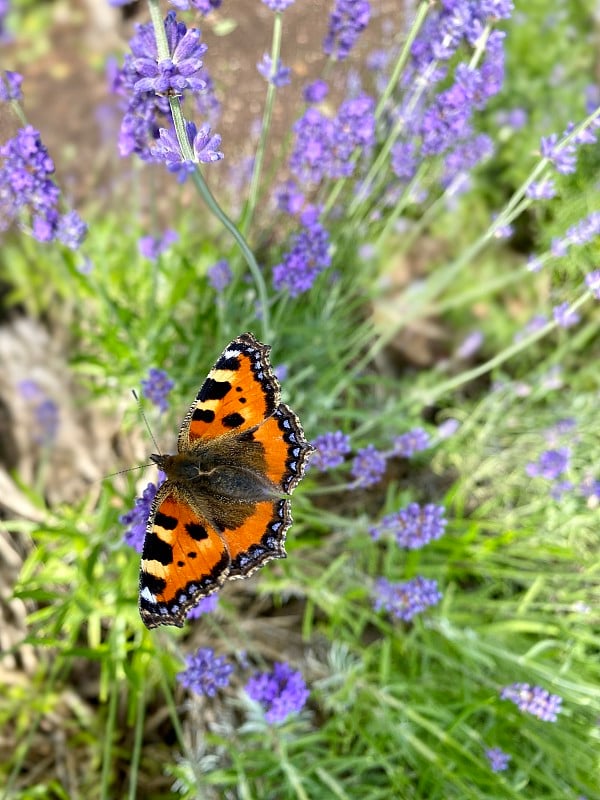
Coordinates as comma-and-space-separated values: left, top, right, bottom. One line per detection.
138, 332, 314, 628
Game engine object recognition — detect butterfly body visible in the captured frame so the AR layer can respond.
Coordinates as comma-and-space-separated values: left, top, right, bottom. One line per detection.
139, 333, 313, 629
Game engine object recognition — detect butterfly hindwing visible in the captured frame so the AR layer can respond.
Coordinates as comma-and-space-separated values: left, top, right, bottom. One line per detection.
222, 404, 314, 577
178, 332, 278, 448
139, 485, 230, 628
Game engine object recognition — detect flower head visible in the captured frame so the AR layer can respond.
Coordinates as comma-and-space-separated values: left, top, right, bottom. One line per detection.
245, 662, 309, 724
257, 54, 291, 87
131, 12, 207, 96
552, 302, 580, 329
0, 70, 23, 101
392, 428, 431, 458
262, 0, 295, 10
187, 594, 219, 619
350, 444, 386, 487
323, 0, 371, 62
272, 209, 331, 296
373, 576, 442, 622
500, 683, 563, 722
0, 125, 87, 248
138, 229, 178, 261
151, 121, 223, 180
370, 502, 447, 549
585, 269, 600, 300
112, 12, 219, 163
141, 368, 175, 413
19, 380, 59, 446
178, 648, 234, 697
290, 92, 375, 184
170, 0, 222, 13
120, 477, 163, 553
310, 430, 351, 471
207, 258, 232, 291
303, 79, 328, 103
526, 448, 570, 480
485, 747, 511, 773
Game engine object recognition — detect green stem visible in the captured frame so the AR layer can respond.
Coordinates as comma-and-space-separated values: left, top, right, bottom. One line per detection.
416, 291, 592, 405
240, 12, 283, 236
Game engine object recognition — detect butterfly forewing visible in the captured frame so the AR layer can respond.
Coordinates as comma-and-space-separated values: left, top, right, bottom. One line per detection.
178, 333, 278, 448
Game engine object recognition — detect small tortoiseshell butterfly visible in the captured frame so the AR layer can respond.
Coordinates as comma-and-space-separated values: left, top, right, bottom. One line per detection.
139, 332, 314, 628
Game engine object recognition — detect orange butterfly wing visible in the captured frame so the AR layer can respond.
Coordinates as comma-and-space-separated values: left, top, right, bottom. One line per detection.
139, 487, 230, 628
178, 332, 277, 447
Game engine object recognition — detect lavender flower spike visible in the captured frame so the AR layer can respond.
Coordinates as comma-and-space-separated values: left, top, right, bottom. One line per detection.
245, 662, 309, 724
178, 648, 234, 697
500, 683, 562, 722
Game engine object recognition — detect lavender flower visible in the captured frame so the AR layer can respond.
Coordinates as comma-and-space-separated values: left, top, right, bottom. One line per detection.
141, 368, 175, 413
262, 0, 295, 11
56, 210, 88, 250
391, 140, 417, 182
131, 15, 207, 96
187, 594, 219, 619
310, 430, 351, 471
112, 12, 219, 163
514, 313, 548, 342
580, 475, 600, 502
373, 576, 442, 622
0, 70, 22, 101
120, 478, 163, 553
303, 79, 328, 104
496, 107, 527, 129
485, 747, 511, 773
552, 302, 580, 329
257, 54, 291, 87
207, 258, 232, 291
138, 229, 178, 260
500, 683, 562, 722
330, 93, 375, 177
151, 121, 223, 179
290, 93, 375, 184
178, 648, 234, 697
290, 107, 335, 184
272, 208, 331, 296
0, 0, 10, 41
585, 269, 600, 300
370, 503, 447, 549
19, 380, 59, 445
275, 180, 305, 215
526, 448, 570, 480
392, 428, 430, 458
540, 131, 577, 175
437, 418, 460, 439
0, 126, 86, 248
170, 0, 222, 13
526, 177, 556, 200
245, 662, 309, 724
455, 330, 484, 359
323, 0, 371, 61
350, 444, 386, 487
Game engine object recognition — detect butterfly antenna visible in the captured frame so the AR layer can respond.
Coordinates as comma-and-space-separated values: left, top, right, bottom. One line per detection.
132, 389, 162, 454
104, 463, 154, 479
